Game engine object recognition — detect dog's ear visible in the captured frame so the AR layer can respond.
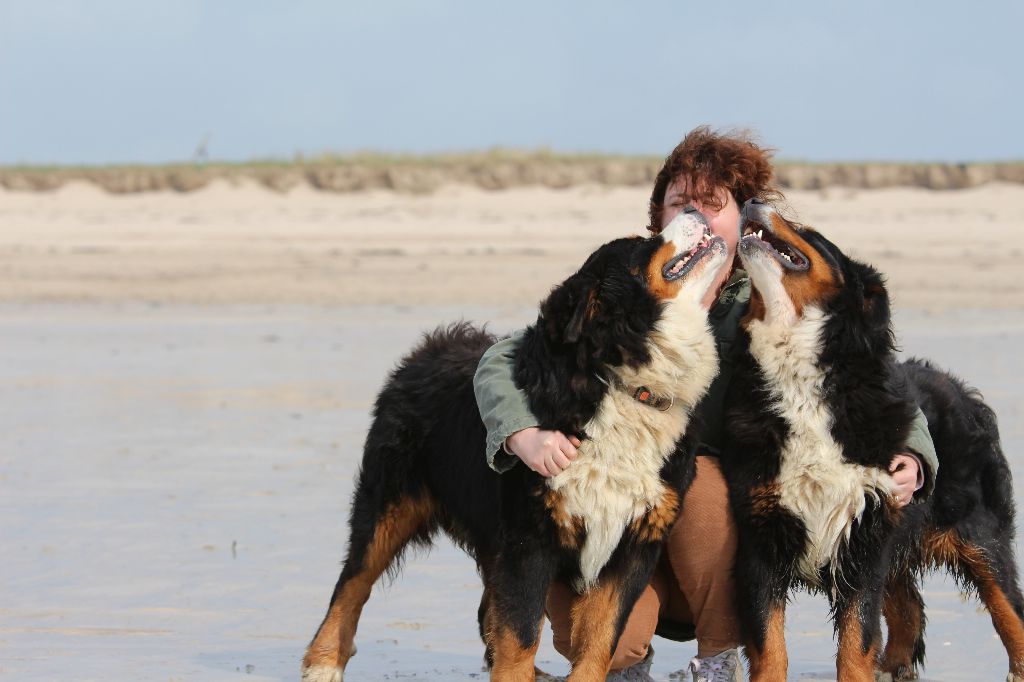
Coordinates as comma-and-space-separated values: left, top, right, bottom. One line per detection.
541, 276, 599, 345
565, 287, 599, 343
858, 266, 890, 323
836, 260, 895, 355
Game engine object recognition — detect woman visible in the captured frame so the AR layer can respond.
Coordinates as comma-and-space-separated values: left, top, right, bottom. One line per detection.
474, 127, 937, 682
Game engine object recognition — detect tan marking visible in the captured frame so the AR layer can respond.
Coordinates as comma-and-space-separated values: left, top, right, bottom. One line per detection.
747, 606, 788, 682
836, 603, 877, 682
584, 288, 600, 322
980, 579, 1024, 677
567, 581, 620, 680
766, 216, 841, 316
488, 619, 543, 681
743, 288, 768, 325
921, 527, 967, 567
880, 576, 922, 677
628, 487, 680, 544
748, 483, 781, 518
645, 241, 684, 301
925, 529, 1024, 676
543, 489, 583, 550
302, 495, 435, 673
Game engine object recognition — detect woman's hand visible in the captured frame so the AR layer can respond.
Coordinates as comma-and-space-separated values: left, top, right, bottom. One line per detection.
506, 427, 581, 477
889, 452, 922, 508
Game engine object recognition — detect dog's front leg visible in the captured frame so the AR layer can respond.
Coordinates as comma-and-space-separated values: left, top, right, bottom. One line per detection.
566, 541, 662, 681
486, 539, 554, 682
739, 588, 788, 682
830, 521, 893, 682
834, 590, 885, 682
879, 565, 926, 681
733, 497, 799, 682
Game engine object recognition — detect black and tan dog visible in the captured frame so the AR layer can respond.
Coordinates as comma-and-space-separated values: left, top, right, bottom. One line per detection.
722, 199, 1024, 682
300, 209, 728, 681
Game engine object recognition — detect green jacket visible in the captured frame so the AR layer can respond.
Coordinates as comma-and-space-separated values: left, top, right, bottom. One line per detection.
473, 272, 938, 498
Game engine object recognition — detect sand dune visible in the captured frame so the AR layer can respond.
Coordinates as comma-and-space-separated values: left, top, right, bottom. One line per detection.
3, 158, 1024, 194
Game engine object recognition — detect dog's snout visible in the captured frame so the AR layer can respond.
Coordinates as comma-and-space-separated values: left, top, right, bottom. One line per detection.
741, 198, 769, 220
682, 206, 710, 229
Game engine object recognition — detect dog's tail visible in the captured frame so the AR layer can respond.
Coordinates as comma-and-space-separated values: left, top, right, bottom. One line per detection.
352, 321, 497, 568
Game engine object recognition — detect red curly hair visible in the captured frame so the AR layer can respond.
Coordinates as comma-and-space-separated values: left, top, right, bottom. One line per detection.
648, 126, 783, 234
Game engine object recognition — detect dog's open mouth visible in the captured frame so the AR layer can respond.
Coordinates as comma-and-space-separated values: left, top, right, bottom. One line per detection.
740, 218, 809, 271
662, 230, 722, 281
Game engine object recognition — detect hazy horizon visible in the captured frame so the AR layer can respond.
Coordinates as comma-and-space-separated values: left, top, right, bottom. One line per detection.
2, 1, 1020, 166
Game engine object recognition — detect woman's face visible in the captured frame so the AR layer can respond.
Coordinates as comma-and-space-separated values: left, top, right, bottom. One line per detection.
661, 176, 741, 262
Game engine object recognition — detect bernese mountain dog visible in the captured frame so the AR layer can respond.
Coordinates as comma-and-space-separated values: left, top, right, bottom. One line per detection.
301, 208, 728, 681
723, 198, 1024, 682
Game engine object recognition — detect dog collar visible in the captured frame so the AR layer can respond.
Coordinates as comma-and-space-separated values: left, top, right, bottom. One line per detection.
632, 386, 674, 412
597, 374, 675, 412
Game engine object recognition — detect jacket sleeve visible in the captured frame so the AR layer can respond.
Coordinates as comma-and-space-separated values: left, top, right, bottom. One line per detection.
473, 331, 540, 472
905, 405, 938, 499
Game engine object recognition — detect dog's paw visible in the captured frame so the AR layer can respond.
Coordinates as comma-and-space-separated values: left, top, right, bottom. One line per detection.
874, 673, 893, 682
300, 665, 343, 682
1006, 674, 1024, 682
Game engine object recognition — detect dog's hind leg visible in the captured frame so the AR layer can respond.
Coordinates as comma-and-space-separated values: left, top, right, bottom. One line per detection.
879, 568, 926, 681
930, 526, 1024, 681
301, 492, 436, 681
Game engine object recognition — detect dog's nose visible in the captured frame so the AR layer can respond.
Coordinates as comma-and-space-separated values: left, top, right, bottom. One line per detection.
745, 198, 765, 207
680, 205, 709, 229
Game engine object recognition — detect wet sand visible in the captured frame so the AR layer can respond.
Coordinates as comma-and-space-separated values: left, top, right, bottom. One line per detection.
1, 184, 1023, 680
2, 304, 1022, 681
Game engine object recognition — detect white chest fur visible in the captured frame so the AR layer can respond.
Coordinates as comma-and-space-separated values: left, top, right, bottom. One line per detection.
546, 299, 718, 589
747, 307, 896, 585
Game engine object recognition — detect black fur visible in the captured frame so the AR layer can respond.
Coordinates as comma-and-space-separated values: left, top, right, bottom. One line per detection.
724, 223, 1024, 680
882, 358, 1024, 679
303, 234, 707, 677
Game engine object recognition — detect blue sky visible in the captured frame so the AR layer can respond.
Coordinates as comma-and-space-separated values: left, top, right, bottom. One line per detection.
1, 1, 1020, 165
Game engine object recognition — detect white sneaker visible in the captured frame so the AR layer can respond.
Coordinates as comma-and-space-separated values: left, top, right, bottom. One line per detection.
689, 647, 743, 682
606, 645, 656, 682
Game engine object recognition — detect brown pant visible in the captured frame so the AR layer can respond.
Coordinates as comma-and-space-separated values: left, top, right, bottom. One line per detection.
547, 456, 741, 671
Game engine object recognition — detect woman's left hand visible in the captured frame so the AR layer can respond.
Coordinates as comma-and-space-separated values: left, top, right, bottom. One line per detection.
889, 453, 921, 508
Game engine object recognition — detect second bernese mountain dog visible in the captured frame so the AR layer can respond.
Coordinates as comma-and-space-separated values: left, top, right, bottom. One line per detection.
301, 208, 728, 681
723, 199, 1024, 682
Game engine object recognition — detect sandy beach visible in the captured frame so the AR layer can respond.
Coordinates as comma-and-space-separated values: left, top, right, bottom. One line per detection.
2, 182, 1024, 680
1, 180, 1023, 310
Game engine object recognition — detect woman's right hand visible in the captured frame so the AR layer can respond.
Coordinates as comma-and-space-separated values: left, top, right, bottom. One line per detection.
505, 427, 581, 477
